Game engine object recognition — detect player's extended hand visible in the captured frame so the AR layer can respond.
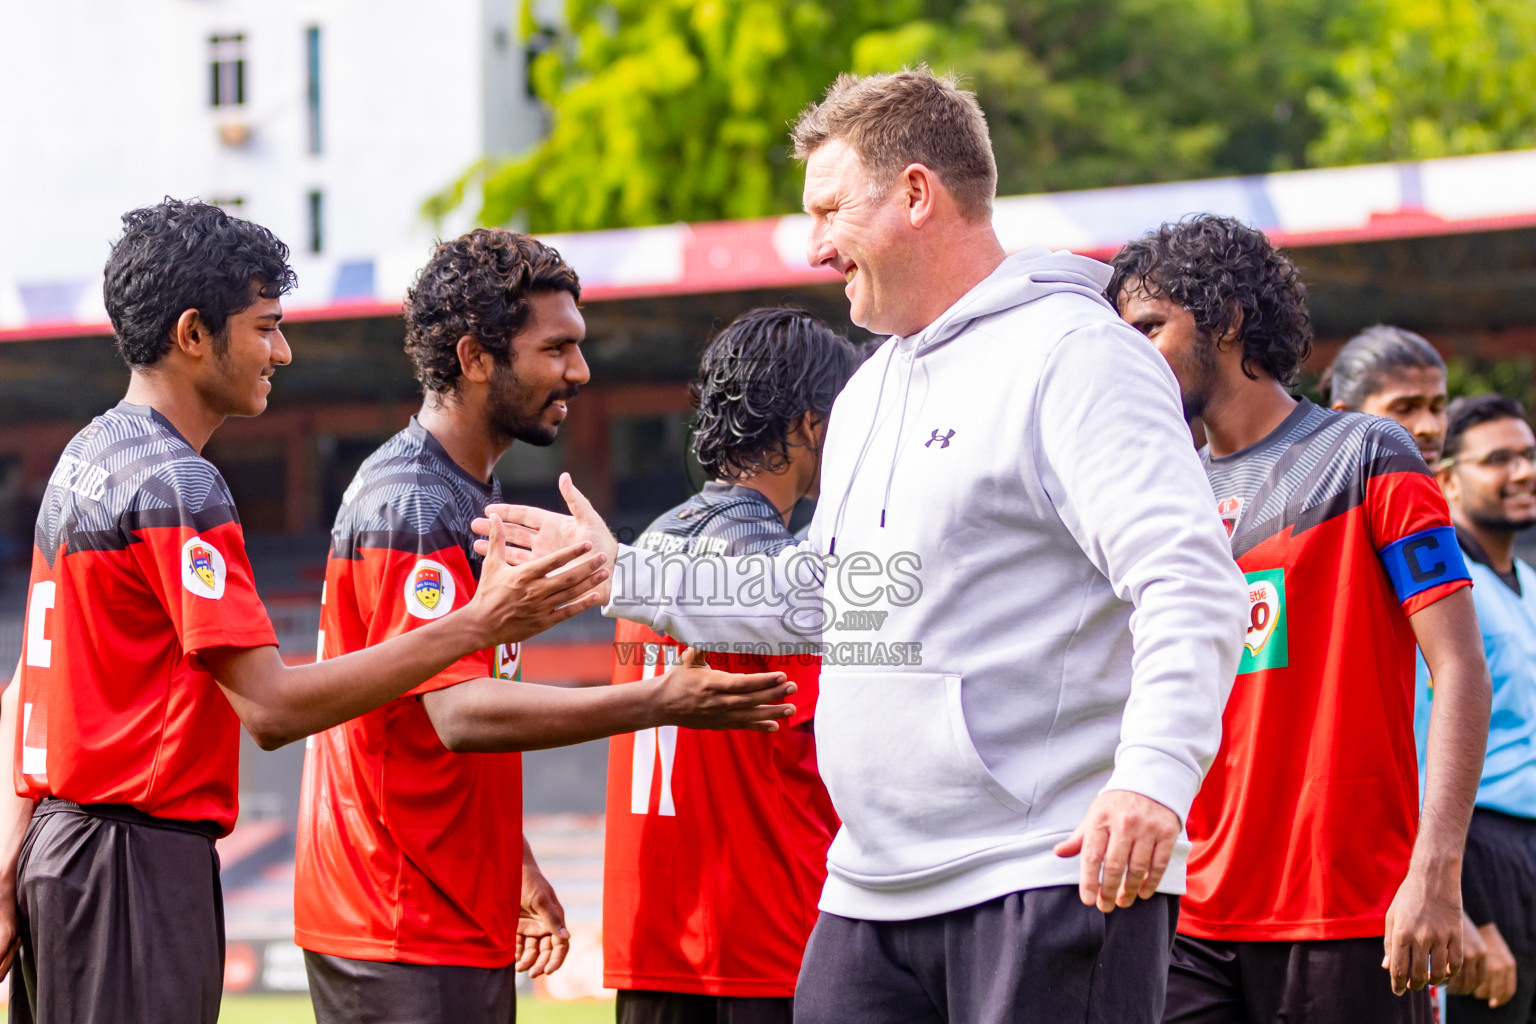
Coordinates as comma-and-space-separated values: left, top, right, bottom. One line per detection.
516, 862, 569, 979
469, 513, 609, 646
653, 647, 797, 732
473, 474, 619, 606
1054, 790, 1181, 912
1382, 863, 1463, 994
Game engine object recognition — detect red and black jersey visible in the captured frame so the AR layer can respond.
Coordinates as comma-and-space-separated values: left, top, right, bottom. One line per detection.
1182, 399, 1470, 941
13, 402, 276, 834
294, 418, 524, 968
604, 483, 838, 998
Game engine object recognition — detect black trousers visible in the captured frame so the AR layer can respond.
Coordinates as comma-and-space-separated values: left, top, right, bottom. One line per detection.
616, 990, 793, 1024
304, 950, 517, 1024
1164, 933, 1432, 1024
793, 886, 1180, 1024
1447, 808, 1536, 1023
10, 798, 225, 1024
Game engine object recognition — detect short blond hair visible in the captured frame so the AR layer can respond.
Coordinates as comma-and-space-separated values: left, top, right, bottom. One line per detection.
791, 67, 997, 221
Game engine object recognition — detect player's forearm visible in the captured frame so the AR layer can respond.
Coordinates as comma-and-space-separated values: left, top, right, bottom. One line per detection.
1417, 652, 1490, 873
422, 677, 663, 753
0, 675, 36, 897
606, 544, 824, 647
214, 608, 493, 749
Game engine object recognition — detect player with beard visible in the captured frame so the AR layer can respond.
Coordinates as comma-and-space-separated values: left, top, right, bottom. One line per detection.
604, 308, 859, 1024
293, 230, 798, 1024
1111, 214, 1492, 1023
1413, 394, 1536, 1018
1324, 326, 1450, 466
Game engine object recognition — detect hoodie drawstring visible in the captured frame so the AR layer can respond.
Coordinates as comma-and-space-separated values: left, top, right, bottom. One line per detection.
829, 342, 898, 557
881, 353, 918, 529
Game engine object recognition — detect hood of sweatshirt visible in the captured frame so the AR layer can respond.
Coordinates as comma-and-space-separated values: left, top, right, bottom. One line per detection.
827, 247, 1117, 554
902, 247, 1116, 357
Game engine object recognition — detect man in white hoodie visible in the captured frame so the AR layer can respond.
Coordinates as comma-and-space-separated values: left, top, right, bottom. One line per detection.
478, 69, 1248, 1023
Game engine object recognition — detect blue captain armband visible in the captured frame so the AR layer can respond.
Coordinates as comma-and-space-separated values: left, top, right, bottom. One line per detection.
1379, 526, 1469, 603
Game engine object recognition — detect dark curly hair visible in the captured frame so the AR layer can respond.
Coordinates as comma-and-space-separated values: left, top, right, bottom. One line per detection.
1444, 393, 1528, 462
1107, 214, 1313, 386
690, 308, 862, 479
404, 228, 581, 394
104, 198, 296, 368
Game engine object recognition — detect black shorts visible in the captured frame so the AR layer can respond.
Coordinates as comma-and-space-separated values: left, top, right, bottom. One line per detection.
303, 950, 517, 1024
794, 885, 1179, 1024
1447, 807, 1536, 1023
9, 797, 225, 1024
615, 989, 792, 1024
1164, 933, 1432, 1024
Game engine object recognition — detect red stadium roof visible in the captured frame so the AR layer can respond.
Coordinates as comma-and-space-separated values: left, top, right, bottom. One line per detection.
5, 147, 1535, 343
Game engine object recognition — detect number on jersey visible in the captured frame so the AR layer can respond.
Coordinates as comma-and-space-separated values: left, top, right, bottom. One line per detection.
631, 643, 681, 815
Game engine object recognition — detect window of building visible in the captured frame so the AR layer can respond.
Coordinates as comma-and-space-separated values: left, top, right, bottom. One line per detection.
208, 197, 245, 215
307, 190, 323, 253
209, 34, 246, 107
305, 26, 322, 154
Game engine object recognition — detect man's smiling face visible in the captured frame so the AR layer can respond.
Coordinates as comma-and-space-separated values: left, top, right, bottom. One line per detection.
802, 139, 915, 336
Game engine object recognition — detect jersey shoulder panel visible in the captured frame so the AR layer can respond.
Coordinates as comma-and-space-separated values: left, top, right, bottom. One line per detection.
329, 425, 499, 562
1217, 405, 1426, 559
34, 405, 236, 565
636, 486, 793, 558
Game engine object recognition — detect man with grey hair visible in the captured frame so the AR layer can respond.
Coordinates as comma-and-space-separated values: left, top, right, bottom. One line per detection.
478, 68, 1247, 1022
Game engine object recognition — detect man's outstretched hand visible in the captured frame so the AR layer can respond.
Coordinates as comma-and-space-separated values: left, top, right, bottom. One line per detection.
468, 512, 609, 646
1055, 790, 1181, 912
653, 647, 796, 732
474, 473, 618, 606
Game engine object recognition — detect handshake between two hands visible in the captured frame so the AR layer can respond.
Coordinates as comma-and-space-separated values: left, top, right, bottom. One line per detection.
467, 472, 797, 734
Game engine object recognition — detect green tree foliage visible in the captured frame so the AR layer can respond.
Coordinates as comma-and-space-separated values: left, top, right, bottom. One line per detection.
432, 0, 962, 233
1306, 0, 1536, 165
861, 0, 1338, 196
436, 0, 1536, 233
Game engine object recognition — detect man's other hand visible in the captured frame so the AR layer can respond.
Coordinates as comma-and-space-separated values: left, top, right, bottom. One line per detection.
1055, 789, 1180, 912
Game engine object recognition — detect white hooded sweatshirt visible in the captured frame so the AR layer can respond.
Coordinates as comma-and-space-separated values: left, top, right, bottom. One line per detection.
607, 248, 1247, 921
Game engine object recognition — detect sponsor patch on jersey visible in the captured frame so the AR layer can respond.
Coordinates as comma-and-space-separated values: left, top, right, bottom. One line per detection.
1239, 568, 1287, 674
494, 642, 521, 680
180, 536, 227, 599
1217, 496, 1242, 537
404, 559, 455, 619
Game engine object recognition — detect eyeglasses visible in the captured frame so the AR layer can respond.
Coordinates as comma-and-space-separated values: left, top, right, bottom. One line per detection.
1444, 447, 1536, 471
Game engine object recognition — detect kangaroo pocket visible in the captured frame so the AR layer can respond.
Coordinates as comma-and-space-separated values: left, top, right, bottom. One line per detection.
815, 671, 1035, 889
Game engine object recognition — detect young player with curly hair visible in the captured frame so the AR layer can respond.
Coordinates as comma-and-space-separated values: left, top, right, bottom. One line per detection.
1112, 215, 1491, 1024
292, 230, 797, 1024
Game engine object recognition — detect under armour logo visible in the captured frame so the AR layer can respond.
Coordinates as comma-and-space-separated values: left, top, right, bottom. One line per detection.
925, 429, 956, 449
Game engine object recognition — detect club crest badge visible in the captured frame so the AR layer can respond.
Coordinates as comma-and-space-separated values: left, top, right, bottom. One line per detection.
404, 558, 455, 620
180, 536, 227, 599
414, 567, 443, 610
1217, 496, 1242, 537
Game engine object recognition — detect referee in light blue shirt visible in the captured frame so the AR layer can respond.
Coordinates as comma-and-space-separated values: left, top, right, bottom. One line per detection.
1417, 393, 1536, 1019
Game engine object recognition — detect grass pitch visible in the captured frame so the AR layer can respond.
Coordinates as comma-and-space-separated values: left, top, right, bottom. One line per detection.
219, 995, 614, 1023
